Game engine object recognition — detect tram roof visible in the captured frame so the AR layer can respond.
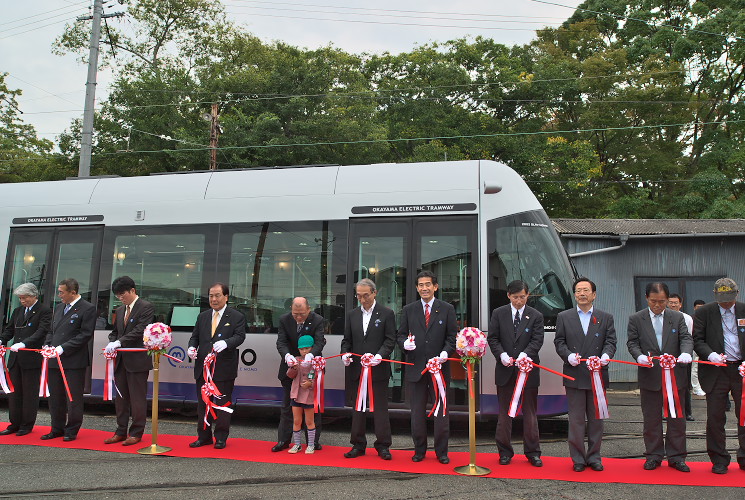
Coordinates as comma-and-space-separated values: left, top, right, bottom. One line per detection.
553, 218, 745, 236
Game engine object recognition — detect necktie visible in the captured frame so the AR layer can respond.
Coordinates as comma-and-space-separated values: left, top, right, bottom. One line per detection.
211, 310, 219, 337
425, 303, 430, 328
64, 304, 71, 315
653, 314, 663, 350
24, 307, 30, 318
297, 323, 303, 333
123, 305, 131, 324
514, 311, 520, 333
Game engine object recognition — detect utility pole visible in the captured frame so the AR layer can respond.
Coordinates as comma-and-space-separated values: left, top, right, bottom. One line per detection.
209, 103, 222, 170
77, 0, 124, 177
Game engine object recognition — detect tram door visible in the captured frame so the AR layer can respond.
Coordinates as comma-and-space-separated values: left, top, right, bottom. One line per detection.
349, 216, 477, 408
3, 226, 104, 392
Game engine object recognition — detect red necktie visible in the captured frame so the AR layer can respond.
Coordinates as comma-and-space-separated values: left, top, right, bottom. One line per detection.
425, 303, 430, 328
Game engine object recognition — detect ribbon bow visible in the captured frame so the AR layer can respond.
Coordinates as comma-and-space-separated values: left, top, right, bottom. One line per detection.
39, 346, 73, 402
739, 362, 745, 427
312, 356, 326, 413
658, 353, 682, 418
199, 352, 233, 429
508, 357, 534, 417
426, 358, 448, 417
585, 355, 609, 419
0, 346, 14, 394
103, 350, 118, 401
356, 353, 375, 412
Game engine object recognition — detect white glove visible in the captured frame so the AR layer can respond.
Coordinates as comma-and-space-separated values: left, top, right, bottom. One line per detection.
300, 353, 313, 367
342, 352, 352, 366
0, 340, 3, 346
677, 352, 692, 364
500, 352, 514, 367
187, 347, 198, 360
213, 340, 228, 353
516, 352, 528, 362
55, 345, 64, 356
104, 340, 120, 354
637, 354, 650, 365
438, 351, 448, 363
427, 356, 442, 366
369, 353, 382, 366
568, 353, 580, 366
600, 353, 610, 366
285, 352, 297, 366
403, 334, 416, 351
10, 342, 25, 352
708, 352, 726, 364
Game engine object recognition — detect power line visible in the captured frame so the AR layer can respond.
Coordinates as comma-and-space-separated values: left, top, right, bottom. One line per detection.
0, 1, 88, 28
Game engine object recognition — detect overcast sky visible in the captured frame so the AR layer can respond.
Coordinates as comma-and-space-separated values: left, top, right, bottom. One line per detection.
1, 0, 582, 142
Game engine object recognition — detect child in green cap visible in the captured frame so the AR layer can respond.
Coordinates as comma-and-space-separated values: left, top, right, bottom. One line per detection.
286, 334, 317, 454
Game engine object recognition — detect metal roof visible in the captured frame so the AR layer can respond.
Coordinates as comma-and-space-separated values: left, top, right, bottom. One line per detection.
552, 218, 745, 236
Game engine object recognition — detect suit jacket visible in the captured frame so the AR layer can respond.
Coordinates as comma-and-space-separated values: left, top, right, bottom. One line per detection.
276, 311, 326, 381
554, 307, 616, 389
627, 308, 692, 391
487, 304, 544, 388
341, 303, 396, 382
693, 301, 745, 393
108, 298, 155, 373
188, 306, 246, 382
396, 298, 457, 383
45, 298, 96, 370
0, 301, 52, 369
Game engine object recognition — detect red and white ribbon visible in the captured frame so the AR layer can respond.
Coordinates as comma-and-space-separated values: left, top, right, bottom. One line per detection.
508, 358, 533, 418
103, 351, 118, 401
0, 346, 15, 394
312, 356, 326, 413
200, 351, 233, 429
38, 346, 56, 398
659, 354, 682, 418
586, 355, 609, 419
738, 362, 745, 427
355, 353, 375, 412
426, 358, 448, 417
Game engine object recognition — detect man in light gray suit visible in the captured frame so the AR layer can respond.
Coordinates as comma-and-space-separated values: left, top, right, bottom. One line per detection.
627, 282, 693, 473
555, 277, 616, 472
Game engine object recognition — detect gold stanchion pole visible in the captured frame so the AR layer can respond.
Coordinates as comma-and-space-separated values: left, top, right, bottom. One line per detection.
138, 352, 172, 455
454, 361, 490, 476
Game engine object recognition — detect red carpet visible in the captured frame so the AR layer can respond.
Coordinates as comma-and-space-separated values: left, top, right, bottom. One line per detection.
1, 422, 743, 487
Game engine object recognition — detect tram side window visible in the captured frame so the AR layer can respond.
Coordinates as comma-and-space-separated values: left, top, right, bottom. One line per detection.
487, 211, 574, 326
110, 233, 206, 329
228, 221, 347, 334
3, 238, 48, 324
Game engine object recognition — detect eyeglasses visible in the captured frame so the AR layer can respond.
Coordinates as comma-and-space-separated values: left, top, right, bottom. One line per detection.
356, 293, 373, 300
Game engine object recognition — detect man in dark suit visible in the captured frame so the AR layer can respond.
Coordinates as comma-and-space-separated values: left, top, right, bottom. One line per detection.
0, 283, 52, 436
627, 282, 693, 473
43, 278, 96, 441
340, 278, 396, 460
187, 283, 246, 449
273, 297, 326, 451
555, 277, 616, 472
396, 271, 457, 464
693, 277, 745, 474
488, 279, 545, 467
102, 276, 155, 447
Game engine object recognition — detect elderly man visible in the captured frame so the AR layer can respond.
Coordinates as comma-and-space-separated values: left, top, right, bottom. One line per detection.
0, 283, 52, 436
273, 297, 326, 452
693, 278, 745, 474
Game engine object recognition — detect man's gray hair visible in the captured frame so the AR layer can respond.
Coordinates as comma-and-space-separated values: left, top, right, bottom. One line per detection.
355, 278, 377, 293
14, 283, 39, 297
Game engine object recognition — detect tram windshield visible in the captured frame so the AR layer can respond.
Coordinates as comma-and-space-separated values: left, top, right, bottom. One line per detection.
487, 210, 575, 327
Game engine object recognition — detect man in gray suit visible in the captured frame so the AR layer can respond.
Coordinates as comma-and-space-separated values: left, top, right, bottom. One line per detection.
555, 277, 616, 472
627, 282, 693, 473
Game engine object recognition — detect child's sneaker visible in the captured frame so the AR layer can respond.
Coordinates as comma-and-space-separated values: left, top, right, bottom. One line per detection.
288, 444, 302, 454
305, 445, 315, 454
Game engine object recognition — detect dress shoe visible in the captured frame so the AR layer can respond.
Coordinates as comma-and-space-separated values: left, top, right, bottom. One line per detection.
686, 415, 695, 421
122, 436, 141, 446
377, 448, 392, 461
740, 463, 745, 471
15, 430, 31, 437
104, 434, 126, 444
643, 459, 662, 470
528, 457, 543, 468
0, 429, 17, 436
271, 441, 289, 452
589, 462, 604, 471
63, 436, 76, 442
344, 448, 366, 458
669, 461, 690, 472
314, 444, 322, 451
438, 455, 450, 465
189, 439, 213, 448
573, 463, 586, 472
499, 456, 512, 466
40, 432, 63, 440
214, 440, 226, 449
411, 453, 425, 462
712, 464, 728, 474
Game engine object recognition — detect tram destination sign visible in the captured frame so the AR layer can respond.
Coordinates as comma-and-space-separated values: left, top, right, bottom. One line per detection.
352, 203, 476, 214
13, 215, 104, 225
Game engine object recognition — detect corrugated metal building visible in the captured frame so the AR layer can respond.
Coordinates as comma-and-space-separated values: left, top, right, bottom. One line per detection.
552, 219, 745, 385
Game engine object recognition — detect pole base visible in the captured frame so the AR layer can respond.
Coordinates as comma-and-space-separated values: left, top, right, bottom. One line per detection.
137, 444, 172, 455
454, 464, 491, 476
